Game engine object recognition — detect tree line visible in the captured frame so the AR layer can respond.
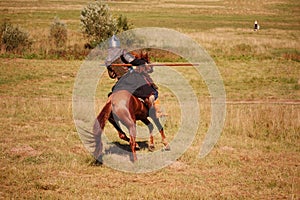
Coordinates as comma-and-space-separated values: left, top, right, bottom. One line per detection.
0, 1, 131, 59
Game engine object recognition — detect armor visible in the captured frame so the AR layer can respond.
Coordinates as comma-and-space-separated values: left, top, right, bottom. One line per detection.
105, 48, 135, 68
105, 36, 136, 79
105, 48, 136, 79
122, 51, 135, 63
105, 48, 124, 67
108, 35, 120, 48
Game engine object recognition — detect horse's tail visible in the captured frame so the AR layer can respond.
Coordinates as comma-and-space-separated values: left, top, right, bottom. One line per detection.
92, 100, 112, 162
97, 100, 112, 130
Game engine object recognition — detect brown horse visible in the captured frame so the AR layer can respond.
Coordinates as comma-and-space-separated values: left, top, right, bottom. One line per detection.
107, 51, 158, 147
93, 51, 169, 162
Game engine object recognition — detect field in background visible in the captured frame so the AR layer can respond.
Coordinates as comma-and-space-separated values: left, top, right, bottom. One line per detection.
0, 0, 299, 199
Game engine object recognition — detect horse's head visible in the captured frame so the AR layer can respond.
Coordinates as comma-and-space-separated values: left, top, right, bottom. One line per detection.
131, 50, 153, 73
140, 51, 150, 63
131, 51, 150, 64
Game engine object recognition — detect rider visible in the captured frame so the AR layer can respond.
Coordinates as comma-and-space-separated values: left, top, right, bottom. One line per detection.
105, 35, 159, 117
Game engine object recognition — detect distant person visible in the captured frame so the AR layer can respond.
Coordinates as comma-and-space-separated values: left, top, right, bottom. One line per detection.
254, 20, 260, 31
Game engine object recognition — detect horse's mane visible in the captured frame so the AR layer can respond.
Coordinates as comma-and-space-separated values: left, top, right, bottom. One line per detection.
131, 50, 150, 63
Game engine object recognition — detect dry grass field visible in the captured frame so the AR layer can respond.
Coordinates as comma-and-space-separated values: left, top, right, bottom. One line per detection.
0, 0, 299, 199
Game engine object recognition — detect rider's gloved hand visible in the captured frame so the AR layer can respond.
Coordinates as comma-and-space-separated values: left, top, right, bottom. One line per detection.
145, 63, 153, 73
135, 63, 153, 74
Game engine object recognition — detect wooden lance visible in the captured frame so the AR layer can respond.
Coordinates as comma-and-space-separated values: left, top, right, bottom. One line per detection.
109, 63, 199, 67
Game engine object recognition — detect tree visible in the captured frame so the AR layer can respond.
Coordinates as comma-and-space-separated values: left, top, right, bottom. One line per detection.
80, 1, 132, 48
49, 17, 68, 49
116, 14, 131, 33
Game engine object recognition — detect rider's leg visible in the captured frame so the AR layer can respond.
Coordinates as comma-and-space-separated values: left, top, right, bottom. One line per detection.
148, 94, 155, 107
144, 88, 164, 118
153, 98, 164, 118
144, 94, 155, 118
151, 89, 166, 118
147, 94, 164, 119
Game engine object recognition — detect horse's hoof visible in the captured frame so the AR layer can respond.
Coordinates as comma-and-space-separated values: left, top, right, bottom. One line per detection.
135, 143, 140, 150
148, 144, 155, 152
132, 155, 138, 162
163, 144, 171, 151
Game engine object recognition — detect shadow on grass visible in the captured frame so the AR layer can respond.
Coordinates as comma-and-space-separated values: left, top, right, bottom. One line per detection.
107, 141, 149, 153
89, 140, 149, 166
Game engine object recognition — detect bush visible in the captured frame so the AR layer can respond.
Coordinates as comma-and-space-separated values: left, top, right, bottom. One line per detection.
0, 21, 32, 53
80, 1, 132, 48
116, 15, 132, 33
49, 17, 68, 49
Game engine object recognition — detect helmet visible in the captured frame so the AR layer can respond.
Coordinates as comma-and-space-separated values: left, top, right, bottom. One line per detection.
108, 35, 120, 48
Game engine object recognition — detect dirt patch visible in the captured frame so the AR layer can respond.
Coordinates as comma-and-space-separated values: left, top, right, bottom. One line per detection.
169, 161, 188, 171
10, 145, 40, 157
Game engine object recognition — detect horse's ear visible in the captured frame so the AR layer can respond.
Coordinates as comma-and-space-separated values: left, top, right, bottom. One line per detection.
145, 52, 149, 62
141, 51, 148, 58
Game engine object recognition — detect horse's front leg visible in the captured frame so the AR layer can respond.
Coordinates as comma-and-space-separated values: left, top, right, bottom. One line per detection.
159, 128, 170, 151
141, 118, 155, 151
152, 117, 170, 151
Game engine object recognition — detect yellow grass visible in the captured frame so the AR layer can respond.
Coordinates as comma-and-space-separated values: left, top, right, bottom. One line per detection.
0, 0, 299, 199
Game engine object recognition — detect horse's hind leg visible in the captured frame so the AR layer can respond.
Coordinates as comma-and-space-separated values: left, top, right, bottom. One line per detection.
109, 115, 141, 150
129, 124, 137, 161
124, 121, 138, 161
109, 116, 130, 142
116, 110, 138, 161
123, 121, 137, 161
